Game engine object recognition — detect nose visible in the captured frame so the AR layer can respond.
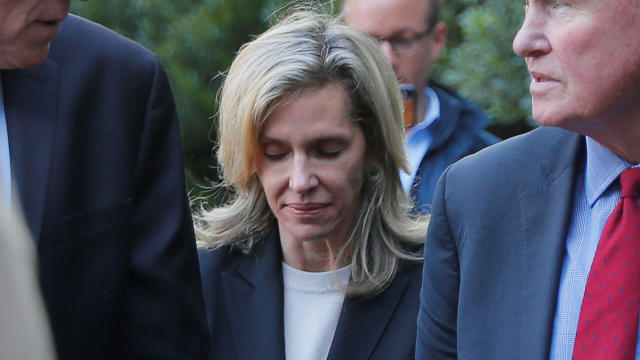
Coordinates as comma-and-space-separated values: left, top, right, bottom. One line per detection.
512, 6, 551, 58
289, 156, 318, 193
378, 41, 400, 68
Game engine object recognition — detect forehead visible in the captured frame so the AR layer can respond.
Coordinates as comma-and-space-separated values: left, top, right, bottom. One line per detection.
261, 84, 356, 140
343, 0, 430, 35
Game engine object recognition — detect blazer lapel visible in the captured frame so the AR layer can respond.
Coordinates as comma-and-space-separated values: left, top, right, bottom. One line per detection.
222, 233, 286, 360
516, 129, 584, 359
3, 60, 58, 243
327, 272, 411, 360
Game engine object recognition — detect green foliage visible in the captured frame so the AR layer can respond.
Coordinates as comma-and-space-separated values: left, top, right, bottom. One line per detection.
436, 0, 532, 125
71, 0, 533, 198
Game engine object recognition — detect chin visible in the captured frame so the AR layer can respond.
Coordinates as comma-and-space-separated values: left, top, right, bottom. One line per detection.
532, 103, 569, 128
532, 108, 588, 135
284, 225, 335, 243
15, 46, 51, 69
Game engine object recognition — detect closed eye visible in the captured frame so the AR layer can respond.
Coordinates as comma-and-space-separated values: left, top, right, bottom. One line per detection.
262, 143, 288, 161
264, 152, 287, 160
315, 139, 347, 158
316, 148, 341, 158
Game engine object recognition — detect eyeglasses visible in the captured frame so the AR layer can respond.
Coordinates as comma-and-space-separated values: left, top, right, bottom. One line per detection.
372, 28, 433, 57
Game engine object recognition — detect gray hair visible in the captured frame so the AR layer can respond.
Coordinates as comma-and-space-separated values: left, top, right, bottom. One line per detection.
195, 9, 428, 297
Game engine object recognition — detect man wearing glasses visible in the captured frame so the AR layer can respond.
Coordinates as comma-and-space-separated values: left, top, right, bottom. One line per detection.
343, 0, 498, 212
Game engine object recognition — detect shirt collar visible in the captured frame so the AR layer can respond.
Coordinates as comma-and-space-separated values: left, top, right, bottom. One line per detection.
585, 137, 633, 207
406, 86, 440, 138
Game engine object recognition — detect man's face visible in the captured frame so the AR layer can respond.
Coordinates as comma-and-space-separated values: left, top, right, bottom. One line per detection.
513, 0, 640, 133
343, 0, 446, 90
0, 0, 72, 69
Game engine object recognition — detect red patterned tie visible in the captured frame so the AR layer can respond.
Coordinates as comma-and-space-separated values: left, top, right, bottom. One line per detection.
573, 167, 640, 359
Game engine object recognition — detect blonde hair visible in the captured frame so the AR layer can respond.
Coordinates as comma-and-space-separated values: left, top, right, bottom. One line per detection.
196, 9, 428, 296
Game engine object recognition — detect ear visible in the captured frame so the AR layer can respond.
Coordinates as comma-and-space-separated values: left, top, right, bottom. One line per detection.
430, 22, 447, 60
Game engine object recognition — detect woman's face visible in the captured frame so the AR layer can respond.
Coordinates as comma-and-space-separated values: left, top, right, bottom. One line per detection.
256, 82, 368, 252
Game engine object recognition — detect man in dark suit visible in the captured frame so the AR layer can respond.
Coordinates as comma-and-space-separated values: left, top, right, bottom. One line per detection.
343, 0, 499, 212
0, 1, 209, 359
416, 0, 640, 359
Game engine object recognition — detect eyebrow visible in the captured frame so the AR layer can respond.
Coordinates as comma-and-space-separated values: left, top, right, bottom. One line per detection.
260, 134, 352, 145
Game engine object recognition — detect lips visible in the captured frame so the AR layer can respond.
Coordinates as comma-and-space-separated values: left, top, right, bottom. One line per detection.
284, 203, 330, 217
529, 71, 561, 95
38, 20, 59, 26
530, 71, 558, 83
31, 20, 62, 39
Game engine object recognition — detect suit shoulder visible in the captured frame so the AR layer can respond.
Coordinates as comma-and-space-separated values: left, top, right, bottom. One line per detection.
453, 127, 573, 174
51, 14, 157, 68
439, 126, 581, 200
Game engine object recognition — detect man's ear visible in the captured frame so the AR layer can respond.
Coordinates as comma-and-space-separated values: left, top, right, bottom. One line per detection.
430, 22, 447, 60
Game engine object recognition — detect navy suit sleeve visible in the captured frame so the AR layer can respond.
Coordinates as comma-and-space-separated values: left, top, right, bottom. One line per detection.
416, 165, 460, 359
121, 60, 210, 358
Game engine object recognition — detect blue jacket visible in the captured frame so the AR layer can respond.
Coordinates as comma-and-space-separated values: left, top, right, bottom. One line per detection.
416, 127, 583, 359
410, 84, 499, 214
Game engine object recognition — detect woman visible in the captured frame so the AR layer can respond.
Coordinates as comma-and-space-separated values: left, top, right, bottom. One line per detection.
196, 9, 429, 360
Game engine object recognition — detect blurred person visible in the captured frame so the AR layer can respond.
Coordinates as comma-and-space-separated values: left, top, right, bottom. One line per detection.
196, 9, 429, 360
416, 0, 640, 359
342, 0, 499, 213
0, 200, 54, 360
0, 0, 209, 358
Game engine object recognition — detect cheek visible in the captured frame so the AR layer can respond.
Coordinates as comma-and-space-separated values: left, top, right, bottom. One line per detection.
341, 160, 367, 204
401, 58, 426, 85
563, 35, 639, 116
256, 166, 284, 204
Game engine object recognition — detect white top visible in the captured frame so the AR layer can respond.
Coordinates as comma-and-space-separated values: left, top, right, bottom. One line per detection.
0, 74, 12, 210
282, 262, 351, 360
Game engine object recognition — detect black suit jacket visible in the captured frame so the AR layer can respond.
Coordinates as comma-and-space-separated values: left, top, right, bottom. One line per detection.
3, 15, 209, 359
199, 231, 422, 359
416, 126, 584, 359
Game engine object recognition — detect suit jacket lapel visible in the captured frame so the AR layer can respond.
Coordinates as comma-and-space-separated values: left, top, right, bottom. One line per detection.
3, 60, 59, 244
516, 129, 584, 359
222, 232, 286, 360
327, 272, 411, 360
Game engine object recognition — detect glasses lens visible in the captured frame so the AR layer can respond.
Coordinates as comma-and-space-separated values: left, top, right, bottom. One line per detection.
391, 37, 419, 56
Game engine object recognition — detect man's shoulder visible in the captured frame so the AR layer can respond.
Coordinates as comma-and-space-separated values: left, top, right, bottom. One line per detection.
50, 14, 156, 67
431, 83, 500, 148
431, 83, 488, 123
447, 126, 581, 188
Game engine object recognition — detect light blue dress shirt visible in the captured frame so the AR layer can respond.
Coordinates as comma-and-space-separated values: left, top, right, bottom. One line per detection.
0, 75, 12, 209
550, 137, 640, 359
400, 86, 440, 193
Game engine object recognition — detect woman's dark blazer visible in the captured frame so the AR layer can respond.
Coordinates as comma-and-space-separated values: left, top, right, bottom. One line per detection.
198, 231, 422, 360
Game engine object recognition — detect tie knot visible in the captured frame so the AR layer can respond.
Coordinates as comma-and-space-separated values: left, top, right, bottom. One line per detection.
620, 167, 640, 198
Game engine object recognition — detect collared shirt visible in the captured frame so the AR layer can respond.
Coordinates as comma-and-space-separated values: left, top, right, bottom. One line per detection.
0, 74, 12, 210
400, 86, 440, 193
550, 137, 640, 359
